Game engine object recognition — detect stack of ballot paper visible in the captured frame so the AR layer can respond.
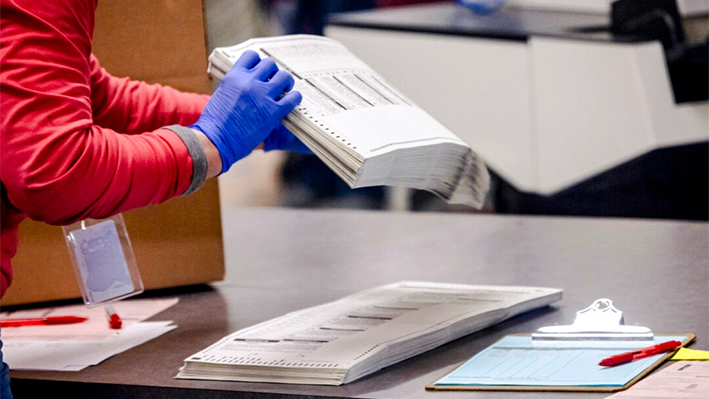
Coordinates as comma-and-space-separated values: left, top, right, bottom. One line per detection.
1, 298, 178, 371
176, 282, 562, 385
208, 35, 490, 208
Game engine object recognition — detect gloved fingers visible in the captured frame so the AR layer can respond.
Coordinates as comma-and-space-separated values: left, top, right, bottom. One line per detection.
286, 135, 313, 155
233, 50, 261, 70
263, 125, 313, 155
276, 91, 303, 116
278, 125, 312, 155
267, 71, 296, 99
253, 58, 279, 81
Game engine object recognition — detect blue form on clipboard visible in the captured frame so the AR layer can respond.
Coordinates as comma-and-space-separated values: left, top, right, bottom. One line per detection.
434, 335, 690, 387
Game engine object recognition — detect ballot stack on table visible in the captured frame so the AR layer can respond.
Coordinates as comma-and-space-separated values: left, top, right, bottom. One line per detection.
176, 281, 562, 385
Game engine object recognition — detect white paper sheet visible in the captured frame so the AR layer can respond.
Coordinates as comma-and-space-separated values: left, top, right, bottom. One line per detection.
3, 321, 176, 371
0, 297, 178, 340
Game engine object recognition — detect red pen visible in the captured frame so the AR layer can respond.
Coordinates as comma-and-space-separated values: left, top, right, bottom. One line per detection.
0, 316, 88, 328
599, 340, 682, 367
105, 305, 122, 329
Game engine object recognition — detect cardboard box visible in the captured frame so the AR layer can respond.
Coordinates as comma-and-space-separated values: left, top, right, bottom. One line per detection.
1, 0, 224, 306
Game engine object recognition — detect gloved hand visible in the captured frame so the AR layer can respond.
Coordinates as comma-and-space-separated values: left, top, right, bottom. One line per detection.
456, 0, 507, 15
263, 125, 312, 155
191, 50, 302, 174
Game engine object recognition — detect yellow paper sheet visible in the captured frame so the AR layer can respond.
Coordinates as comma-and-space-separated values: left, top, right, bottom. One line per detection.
670, 347, 709, 361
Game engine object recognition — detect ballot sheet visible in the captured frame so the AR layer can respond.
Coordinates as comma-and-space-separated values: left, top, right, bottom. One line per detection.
208, 36, 456, 155
177, 281, 562, 385
3, 322, 176, 371
208, 35, 490, 208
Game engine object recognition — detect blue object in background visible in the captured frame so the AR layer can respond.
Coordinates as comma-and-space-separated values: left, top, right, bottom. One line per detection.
456, 0, 507, 15
0, 339, 13, 399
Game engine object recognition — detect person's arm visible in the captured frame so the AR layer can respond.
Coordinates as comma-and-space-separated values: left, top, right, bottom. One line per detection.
88, 56, 301, 177
0, 0, 201, 225
89, 56, 223, 178
193, 129, 223, 178
89, 55, 210, 134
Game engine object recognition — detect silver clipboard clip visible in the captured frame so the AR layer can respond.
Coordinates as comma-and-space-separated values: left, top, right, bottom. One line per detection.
532, 299, 654, 347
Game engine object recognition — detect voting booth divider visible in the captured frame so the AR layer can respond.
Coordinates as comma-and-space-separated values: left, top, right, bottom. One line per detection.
1, 0, 225, 306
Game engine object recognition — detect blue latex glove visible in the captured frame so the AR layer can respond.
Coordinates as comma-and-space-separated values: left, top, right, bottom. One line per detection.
456, 0, 507, 15
191, 50, 303, 174
264, 125, 312, 155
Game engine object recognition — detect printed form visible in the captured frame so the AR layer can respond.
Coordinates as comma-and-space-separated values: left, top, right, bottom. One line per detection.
433, 335, 691, 387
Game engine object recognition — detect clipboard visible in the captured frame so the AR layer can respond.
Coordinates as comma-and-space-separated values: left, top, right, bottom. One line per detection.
425, 333, 696, 392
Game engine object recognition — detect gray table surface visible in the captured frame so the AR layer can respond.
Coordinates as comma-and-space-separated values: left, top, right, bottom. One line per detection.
10, 208, 709, 398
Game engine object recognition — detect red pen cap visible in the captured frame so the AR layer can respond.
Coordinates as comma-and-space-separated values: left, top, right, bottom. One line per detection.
105, 306, 122, 329
108, 314, 122, 329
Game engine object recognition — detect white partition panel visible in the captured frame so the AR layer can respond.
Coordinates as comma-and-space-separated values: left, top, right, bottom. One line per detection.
531, 38, 709, 193
326, 26, 709, 197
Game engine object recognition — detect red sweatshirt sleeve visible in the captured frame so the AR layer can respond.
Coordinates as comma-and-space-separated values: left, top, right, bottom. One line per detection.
90, 55, 210, 134
0, 0, 203, 225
